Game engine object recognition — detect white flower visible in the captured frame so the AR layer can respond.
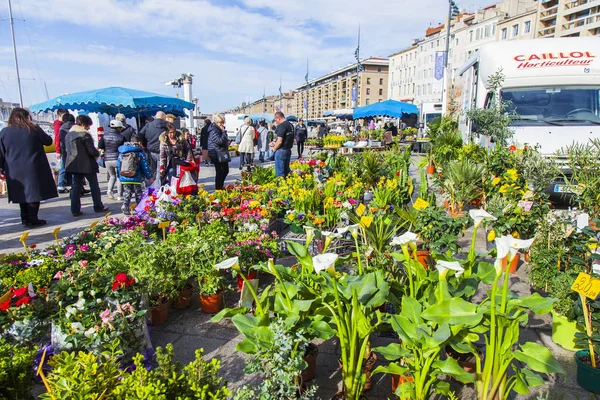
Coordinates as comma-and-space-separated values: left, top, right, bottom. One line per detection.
74, 297, 86, 310
469, 209, 497, 228
304, 226, 315, 246
495, 236, 511, 260
28, 259, 44, 266
84, 327, 96, 338
391, 231, 418, 246
214, 256, 239, 270
65, 306, 78, 317
337, 226, 349, 235
321, 231, 341, 239
348, 224, 360, 239
313, 253, 339, 273
494, 235, 534, 274
507, 236, 535, 259
70, 322, 85, 334
435, 260, 465, 278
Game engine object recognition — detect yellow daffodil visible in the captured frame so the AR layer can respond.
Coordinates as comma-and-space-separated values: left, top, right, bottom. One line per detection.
492, 177, 501, 186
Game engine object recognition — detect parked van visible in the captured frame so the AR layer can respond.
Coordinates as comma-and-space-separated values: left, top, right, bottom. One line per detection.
419, 102, 443, 135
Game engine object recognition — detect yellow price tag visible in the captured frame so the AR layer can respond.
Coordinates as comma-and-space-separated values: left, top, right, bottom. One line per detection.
130, 204, 137, 211
571, 272, 600, 300
89, 221, 98, 230
181, 219, 190, 226
360, 216, 373, 228
196, 211, 203, 220
19, 232, 29, 242
158, 221, 170, 230
104, 212, 112, 219
356, 203, 366, 216
52, 227, 61, 238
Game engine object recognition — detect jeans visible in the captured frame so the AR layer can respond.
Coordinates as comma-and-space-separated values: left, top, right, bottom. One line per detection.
19, 202, 40, 224
297, 142, 305, 158
211, 158, 229, 190
274, 148, 291, 178
105, 160, 122, 196
259, 151, 265, 162
150, 152, 161, 183
71, 172, 103, 214
57, 155, 69, 188
122, 184, 142, 210
240, 152, 253, 169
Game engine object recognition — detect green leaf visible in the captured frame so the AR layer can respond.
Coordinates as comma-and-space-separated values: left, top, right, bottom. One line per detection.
401, 296, 422, 325
474, 261, 497, 284
308, 320, 335, 340
510, 293, 556, 315
513, 342, 566, 375
211, 307, 249, 322
236, 337, 257, 354
433, 357, 475, 383
373, 343, 412, 361
372, 362, 409, 376
390, 315, 417, 347
422, 297, 482, 327
433, 380, 451, 395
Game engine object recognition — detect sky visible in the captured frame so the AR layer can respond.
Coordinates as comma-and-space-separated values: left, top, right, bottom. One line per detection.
0, 0, 494, 113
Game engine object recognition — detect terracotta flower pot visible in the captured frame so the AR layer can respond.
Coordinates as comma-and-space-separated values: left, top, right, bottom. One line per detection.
426, 164, 435, 175
151, 299, 170, 326
391, 374, 414, 397
410, 250, 431, 270
200, 291, 224, 314
172, 286, 194, 310
363, 352, 378, 391
501, 252, 520, 274
237, 270, 258, 291
301, 343, 319, 382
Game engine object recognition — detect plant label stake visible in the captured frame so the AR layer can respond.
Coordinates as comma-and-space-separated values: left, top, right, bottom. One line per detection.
19, 231, 30, 260
196, 211, 203, 227
104, 211, 111, 220
158, 221, 170, 241
52, 227, 61, 253
572, 272, 599, 368
89, 221, 98, 236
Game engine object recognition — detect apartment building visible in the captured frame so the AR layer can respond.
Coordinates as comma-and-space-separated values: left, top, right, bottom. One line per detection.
231, 92, 296, 117
388, 0, 537, 107
294, 58, 389, 120
537, 0, 600, 38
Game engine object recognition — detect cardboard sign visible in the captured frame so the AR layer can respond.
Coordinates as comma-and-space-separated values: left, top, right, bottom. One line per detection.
157, 221, 170, 230
517, 200, 534, 212
571, 272, 600, 300
356, 203, 366, 216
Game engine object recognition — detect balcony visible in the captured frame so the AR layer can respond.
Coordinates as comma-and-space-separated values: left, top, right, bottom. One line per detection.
539, 6, 558, 20
564, 0, 597, 16
561, 10, 600, 33
538, 26, 556, 36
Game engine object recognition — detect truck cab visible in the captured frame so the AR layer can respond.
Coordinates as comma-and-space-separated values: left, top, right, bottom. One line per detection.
419, 102, 443, 136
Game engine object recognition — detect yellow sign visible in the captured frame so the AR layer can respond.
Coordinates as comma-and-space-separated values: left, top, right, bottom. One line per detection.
104, 212, 112, 219
181, 219, 190, 226
158, 221, 170, 230
360, 216, 373, 228
130, 204, 137, 211
19, 232, 29, 243
356, 203, 366, 216
89, 221, 98, 230
52, 227, 61, 238
571, 272, 600, 300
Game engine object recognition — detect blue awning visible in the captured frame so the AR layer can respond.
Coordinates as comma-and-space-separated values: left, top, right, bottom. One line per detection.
29, 86, 195, 118
237, 113, 275, 123
353, 100, 418, 119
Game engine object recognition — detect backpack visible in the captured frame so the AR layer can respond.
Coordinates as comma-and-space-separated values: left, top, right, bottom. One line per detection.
253, 127, 259, 146
120, 152, 139, 177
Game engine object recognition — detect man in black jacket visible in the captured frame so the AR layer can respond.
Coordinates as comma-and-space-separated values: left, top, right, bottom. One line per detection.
58, 113, 75, 193
116, 113, 136, 142
294, 118, 308, 159
99, 120, 126, 200
65, 115, 109, 216
140, 111, 167, 182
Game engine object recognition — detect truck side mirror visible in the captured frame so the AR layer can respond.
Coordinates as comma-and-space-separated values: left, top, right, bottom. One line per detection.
418, 122, 424, 129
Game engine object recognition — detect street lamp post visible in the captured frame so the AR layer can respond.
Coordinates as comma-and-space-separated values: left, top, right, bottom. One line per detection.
442, 0, 459, 116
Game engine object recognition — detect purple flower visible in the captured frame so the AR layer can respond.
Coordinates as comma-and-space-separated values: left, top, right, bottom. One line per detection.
80, 245, 89, 252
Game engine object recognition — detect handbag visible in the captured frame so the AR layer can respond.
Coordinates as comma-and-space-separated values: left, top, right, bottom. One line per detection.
235, 129, 242, 145
217, 148, 231, 163
97, 156, 105, 168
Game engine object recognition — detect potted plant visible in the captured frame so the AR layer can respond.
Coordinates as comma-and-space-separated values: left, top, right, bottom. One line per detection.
439, 158, 484, 216
223, 232, 279, 290
198, 263, 228, 314
573, 294, 600, 393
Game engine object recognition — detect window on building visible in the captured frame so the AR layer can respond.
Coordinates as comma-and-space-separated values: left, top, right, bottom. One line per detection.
417, 86, 421, 96
437, 39, 440, 47
366, 99, 370, 105
367, 78, 371, 84
476, 28, 481, 40
469, 30, 473, 42
378, 67, 382, 72
412, 83, 415, 93
366, 88, 371, 95
512, 24, 519, 37
524, 20, 531, 34
391, 72, 394, 82
428, 84, 432, 95
485, 25, 491, 37
379, 88, 383, 95
379, 78, 383, 85
456, 37, 459, 45
379, 99, 382, 102
501, 28, 507, 40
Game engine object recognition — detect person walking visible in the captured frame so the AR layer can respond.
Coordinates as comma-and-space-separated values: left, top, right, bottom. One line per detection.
116, 113, 136, 142
159, 124, 193, 184
53, 108, 69, 193
65, 114, 109, 216
58, 113, 75, 193
294, 118, 308, 159
207, 114, 230, 190
98, 119, 126, 200
117, 136, 154, 215
238, 116, 255, 171
200, 119, 211, 166
139, 111, 167, 182
0, 108, 58, 227
318, 123, 327, 139
257, 120, 269, 162
269, 111, 294, 178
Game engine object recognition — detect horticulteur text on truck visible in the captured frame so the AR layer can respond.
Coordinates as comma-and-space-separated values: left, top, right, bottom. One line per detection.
514, 51, 596, 69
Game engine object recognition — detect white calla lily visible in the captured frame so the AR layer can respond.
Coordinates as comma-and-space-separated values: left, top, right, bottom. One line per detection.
391, 231, 418, 246
336, 226, 349, 235
435, 260, 465, 278
507, 237, 535, 259
469, 209, 497, 228
312, 253, 339, 273
321, 231, 341, 252
304, 226, 315, 246
214, 256, 239, 270
347, 224, 360, 239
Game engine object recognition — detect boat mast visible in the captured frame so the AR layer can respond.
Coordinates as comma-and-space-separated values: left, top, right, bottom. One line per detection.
7, 0, 23, 107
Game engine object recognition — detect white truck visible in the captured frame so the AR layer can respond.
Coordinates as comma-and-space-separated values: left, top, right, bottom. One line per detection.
418, 102, 443, 135
456, 37, 600, 153
456, 37, 600, 201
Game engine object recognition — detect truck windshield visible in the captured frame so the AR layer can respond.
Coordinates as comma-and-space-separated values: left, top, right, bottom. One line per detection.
425, 113, 442, 125
502, 87, 600, 126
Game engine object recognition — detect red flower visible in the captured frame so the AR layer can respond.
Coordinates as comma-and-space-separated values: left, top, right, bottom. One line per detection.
15, 296, 31, 307
125, 278, 135, 287
509, 145, 517, 151
29, 244, 37, 249
111, 281, 120, 291
12, 287, 28, 298
115, 273, 128, 283
165, 190, 171, 195
0, 300, 11, 311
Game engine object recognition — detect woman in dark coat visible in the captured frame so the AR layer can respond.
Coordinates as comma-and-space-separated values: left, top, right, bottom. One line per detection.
200, 119, 210, 165
207, 114, 230, 190
0, 108, 58, 227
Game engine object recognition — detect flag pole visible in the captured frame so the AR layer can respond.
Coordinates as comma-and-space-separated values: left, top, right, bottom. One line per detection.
305, 59, 309, 122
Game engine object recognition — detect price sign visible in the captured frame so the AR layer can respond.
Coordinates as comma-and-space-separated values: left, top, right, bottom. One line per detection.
157, 221, 170, 230
571, 272, 600, 300
360, 215, 373, 228
356, 203, 366, 216
181, 219, 190, 226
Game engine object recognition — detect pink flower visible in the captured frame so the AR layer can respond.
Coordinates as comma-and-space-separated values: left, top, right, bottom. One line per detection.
53, 271, 64, 280
78, 260, 88, 267
80, 245, 89, 252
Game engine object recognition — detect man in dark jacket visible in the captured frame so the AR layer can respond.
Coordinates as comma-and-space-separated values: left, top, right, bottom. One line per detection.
140, 111, 167, 182
294, 119, 308, 159
65, 115, 109, 216
200, 119, 210, 165
54, 108, 68, 192
58, 113, 75, 193
116, 113, 136, 142
99, 120, 126, 200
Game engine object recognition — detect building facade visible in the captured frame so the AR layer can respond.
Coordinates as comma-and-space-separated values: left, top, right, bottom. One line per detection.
294, 58, 389, 120
231, 92, 296, 117
537, 0, 600, 38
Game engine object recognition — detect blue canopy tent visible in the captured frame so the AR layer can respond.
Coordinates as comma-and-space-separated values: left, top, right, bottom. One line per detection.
29, 86, 195, 118
353, 100, 418, 119
286, 115, 298, 122
237, 113, 275, 123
